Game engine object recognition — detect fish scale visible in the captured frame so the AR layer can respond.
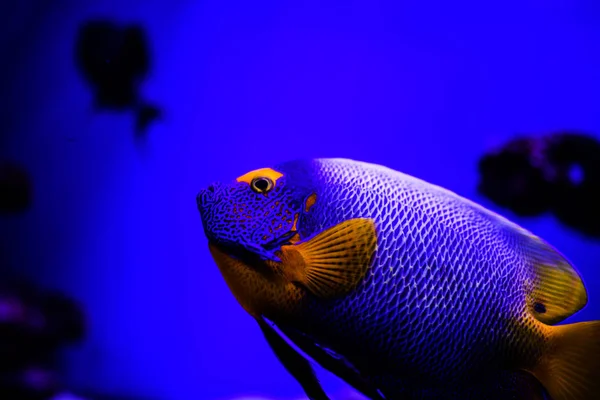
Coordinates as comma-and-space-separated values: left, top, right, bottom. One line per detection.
282, 159, 539, 395
198, 158, 600, 400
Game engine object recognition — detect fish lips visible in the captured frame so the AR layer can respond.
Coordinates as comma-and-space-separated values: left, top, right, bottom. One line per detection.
263, 230, 298, 251
207, 241, 282, 280
208, 239, 279, 265
208, 230, 296, 265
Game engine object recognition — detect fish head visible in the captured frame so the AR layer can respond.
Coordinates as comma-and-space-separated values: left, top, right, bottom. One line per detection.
198, 159, 377, 302
197, 162, 318, 261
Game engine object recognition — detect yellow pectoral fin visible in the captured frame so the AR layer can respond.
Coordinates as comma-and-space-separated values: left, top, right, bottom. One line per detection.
278, 218, 377, 299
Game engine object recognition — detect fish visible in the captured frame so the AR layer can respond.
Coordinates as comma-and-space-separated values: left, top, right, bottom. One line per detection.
196, 158, 600, 400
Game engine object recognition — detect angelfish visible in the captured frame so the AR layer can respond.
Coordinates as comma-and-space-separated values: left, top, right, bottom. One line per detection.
196, 158, 600, 400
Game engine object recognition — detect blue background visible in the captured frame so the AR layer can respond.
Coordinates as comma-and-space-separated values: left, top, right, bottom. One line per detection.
1, 1, 600, 399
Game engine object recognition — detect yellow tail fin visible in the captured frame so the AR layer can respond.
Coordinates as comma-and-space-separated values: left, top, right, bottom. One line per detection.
531, 321, 600, 400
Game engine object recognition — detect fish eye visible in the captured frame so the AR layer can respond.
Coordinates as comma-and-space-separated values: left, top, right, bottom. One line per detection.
250, 177, 274, 193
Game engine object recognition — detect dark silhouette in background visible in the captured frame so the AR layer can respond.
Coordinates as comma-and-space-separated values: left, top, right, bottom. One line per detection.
74, 20, 160, 137
0, 276, 155, 400
0, 163, 31, 213
1, 18, 165, 391
478, 131, 600, 238
0, 278, 85, 400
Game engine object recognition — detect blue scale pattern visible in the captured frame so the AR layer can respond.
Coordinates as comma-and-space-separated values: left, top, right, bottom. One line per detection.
273, 159, 549, 398
199, 158, 562, 399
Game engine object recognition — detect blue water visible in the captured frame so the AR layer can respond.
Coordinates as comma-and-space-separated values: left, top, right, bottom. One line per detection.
1, 1, 599, 399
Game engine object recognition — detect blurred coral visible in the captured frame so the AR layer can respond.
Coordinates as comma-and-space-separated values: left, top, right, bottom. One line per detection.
0, 278, 86, 400
478, 131, 600, 237
478, 137, 552, 216
544, 132, 600, 237
74, 19, 161, 137
0, 162, 31, 213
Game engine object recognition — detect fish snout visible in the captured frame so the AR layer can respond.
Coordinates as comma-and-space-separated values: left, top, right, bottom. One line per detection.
196, 182, 221, 211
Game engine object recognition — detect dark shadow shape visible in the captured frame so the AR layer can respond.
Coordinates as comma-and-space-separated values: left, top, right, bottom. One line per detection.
0, 276, 86, 400
478, 131, 600, 238
74, 20, 161, 137
0, 162, 31, 214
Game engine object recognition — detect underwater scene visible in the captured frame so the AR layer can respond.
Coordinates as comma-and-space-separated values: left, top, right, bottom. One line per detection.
1, 1, 600, 399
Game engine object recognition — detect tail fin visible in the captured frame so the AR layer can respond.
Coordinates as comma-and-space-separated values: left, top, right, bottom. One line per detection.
531, 321, 600, 400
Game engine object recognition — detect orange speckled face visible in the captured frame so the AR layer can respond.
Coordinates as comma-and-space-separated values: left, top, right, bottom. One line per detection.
197, 165, 317, 262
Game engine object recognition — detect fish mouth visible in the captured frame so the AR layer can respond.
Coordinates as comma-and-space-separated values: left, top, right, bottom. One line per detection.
208, 242, 246, 265
262, 230, 299, 251
208, 241, 280, 279
207, 242, 260, 280
208, 229, 297, 265
208, 241, 262, 264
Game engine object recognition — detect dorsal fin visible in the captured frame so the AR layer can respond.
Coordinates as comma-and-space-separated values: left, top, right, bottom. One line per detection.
457, 198, 588, 325
521, 233, 587, 324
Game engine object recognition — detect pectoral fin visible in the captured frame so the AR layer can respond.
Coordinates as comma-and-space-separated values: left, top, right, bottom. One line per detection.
278, 218, 377, 299
257, 318, 330, 400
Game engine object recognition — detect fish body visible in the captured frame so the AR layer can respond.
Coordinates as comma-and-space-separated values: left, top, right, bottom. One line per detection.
197, 158, 600, 400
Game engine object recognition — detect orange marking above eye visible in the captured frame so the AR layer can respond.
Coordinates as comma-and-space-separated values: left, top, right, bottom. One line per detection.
236, 168, 284, 185
304, 193, 317, 212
